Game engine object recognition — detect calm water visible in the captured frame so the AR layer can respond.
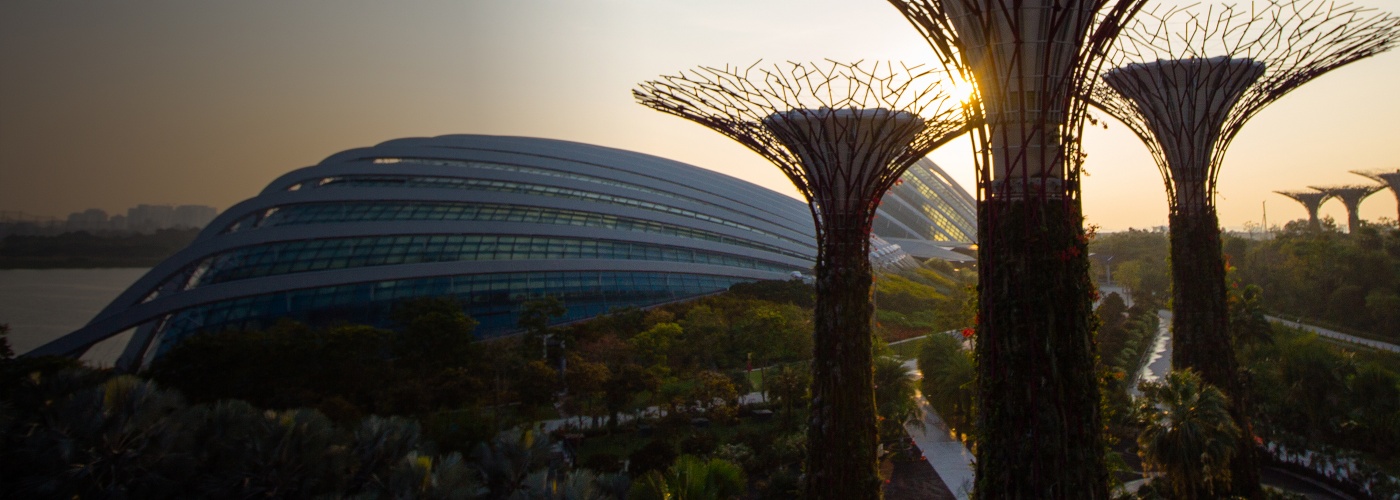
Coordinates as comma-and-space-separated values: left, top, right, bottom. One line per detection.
0, 268, 148, 357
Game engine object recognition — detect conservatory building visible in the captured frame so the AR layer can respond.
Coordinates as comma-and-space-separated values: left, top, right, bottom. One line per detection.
29, 135, 974, 370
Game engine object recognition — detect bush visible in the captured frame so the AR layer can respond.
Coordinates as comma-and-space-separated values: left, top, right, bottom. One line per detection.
628, 439, 677, 476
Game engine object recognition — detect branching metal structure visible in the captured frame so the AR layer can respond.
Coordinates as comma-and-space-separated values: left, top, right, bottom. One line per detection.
635, 60, 967, 500
1275, 189, 1333, 231
1353, 169, 1400, 220
1093, 2, 1400, 495
884, 1, 1145, 497
1313, 184, 1385, 232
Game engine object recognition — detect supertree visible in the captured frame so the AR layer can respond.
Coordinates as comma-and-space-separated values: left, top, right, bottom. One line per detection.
1353, 169, 1400, 220
1275, 189, 1333, 231
883, 1, 1144, 497
1313, 184, 1385, 233
1092, 1, 1400, 495
634, 60, 967, 500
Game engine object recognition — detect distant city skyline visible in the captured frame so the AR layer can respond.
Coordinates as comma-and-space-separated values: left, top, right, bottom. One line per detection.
3, 0, 1398, 231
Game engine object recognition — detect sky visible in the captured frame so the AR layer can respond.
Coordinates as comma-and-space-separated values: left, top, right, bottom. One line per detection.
2, 0, 1398, 232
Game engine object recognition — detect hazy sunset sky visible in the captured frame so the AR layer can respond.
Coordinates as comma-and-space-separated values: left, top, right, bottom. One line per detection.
3, 0, 1398, 232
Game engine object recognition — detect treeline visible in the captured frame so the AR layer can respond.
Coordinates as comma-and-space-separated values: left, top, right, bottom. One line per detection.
0, 228, 200, 268
1089, 228, 1170, 309
1240, 322, 1400, 496
915, 291, 1160, 450
1229, 220, 1400, 340
1091, 222, 1400, 341
1, 267, 967, 498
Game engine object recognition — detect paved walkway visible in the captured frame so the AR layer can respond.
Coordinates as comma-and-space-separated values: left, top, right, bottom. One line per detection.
1265, 315, 1400, 353
903, 359, 975, 500
1132, 310, 1174, 396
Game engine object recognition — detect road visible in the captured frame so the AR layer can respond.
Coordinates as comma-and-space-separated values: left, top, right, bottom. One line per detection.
1265, 315, 1400, 353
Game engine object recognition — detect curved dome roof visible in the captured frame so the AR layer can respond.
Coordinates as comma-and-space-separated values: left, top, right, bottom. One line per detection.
31, 135, 818, 369
872, 158, 977, 244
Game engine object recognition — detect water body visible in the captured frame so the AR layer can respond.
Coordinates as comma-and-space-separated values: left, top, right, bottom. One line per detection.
0, 268, 148, 357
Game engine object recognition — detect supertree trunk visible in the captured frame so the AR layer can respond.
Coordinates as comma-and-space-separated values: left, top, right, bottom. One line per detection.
807, 214, 879, 499
976, 197, 1106, 498
884, 0, 1147, 495
1093, 4, 1400, 496
1168, 207, 1260, 497
635, 61, 969, 500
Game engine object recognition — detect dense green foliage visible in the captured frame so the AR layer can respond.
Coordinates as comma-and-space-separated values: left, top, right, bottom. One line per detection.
2, 269, 972, 498
0, 228, 200, 268
974, 199, 1107, 499
1095, 294, 1161, 436
1089, 228, 1171, 310
1241, 323, 1400, 474
1230, 221, 1400, 341
1135, 370, 1240, 499
148, 298, 485, 423
917, 333, 975, 443
874, 261, 977, 342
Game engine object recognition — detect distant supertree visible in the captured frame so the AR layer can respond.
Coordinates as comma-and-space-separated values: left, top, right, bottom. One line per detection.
1275, 189, 1333, 231
635, 60, 967, 500
884, 0, 1145, 497
1093, 1, 1400, 495
1312, 184, 1385, 233
1353, 169, 1400, 220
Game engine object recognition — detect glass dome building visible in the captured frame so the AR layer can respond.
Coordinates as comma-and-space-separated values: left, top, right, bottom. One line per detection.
31, 135, 975, 370
32, 136, 818, 369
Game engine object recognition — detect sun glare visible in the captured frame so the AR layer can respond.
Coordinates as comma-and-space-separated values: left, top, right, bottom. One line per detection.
949, 76, 977, 104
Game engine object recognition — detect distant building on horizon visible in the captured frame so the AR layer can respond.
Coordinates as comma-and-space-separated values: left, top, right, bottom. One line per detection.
28, 135, 976, 370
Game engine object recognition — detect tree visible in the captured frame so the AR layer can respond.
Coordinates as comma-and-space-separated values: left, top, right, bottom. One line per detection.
917, 334, 975, 442
1136, 370, 1240, 499
517, 360, 562, 415
518, 296, 566, 360
627, 455, 746, 500
471, 427, 552, 499
767, 364, 810, 429
630, 322, 681, 374
391, 297, 479, 372
873, 356, 922, 445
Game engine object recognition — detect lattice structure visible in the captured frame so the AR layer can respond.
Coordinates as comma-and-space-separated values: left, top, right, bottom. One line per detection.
884, 1, 1145, 497
1353, 169, 1400, 220
1275, 189, 1334, 231
1093, 3, 1400, 495
636, 60, 966, 500
1096, 1, 1400, 217
1313, 184, 1385, 233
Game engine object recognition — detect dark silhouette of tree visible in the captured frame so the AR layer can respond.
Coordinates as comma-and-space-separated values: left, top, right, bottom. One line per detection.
886, 0, 1145, 495
1094, 3, 1400, 494
636, 60, 967, 499
1136, 370, 1240, 499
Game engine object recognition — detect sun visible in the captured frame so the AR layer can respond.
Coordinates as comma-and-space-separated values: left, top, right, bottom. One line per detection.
948, 75, 978, 104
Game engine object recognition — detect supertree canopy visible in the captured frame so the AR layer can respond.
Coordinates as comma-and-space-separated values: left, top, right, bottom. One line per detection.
1275, 189, 1334, 231
1353, 169, 1400, 220
885, 0, 1146, 497
1093, 1, 1400, 496
635, 60, 967, 500
1312, 184, 1385, 233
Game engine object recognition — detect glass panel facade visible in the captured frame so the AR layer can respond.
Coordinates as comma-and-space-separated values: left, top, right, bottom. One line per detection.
149, 271, 747, 360
298, 174, 807, 247
182, 234, 800, 290
252, 201, 810, 259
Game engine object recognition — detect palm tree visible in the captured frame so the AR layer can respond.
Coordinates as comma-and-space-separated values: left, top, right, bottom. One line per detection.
472, 427, 553, 498
627, 455, 746, 500
1135, 370, 1240, 499
873, 356, 922, 446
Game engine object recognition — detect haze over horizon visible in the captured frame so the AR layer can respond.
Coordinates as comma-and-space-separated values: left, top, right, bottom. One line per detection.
3, 0, 1398, 232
